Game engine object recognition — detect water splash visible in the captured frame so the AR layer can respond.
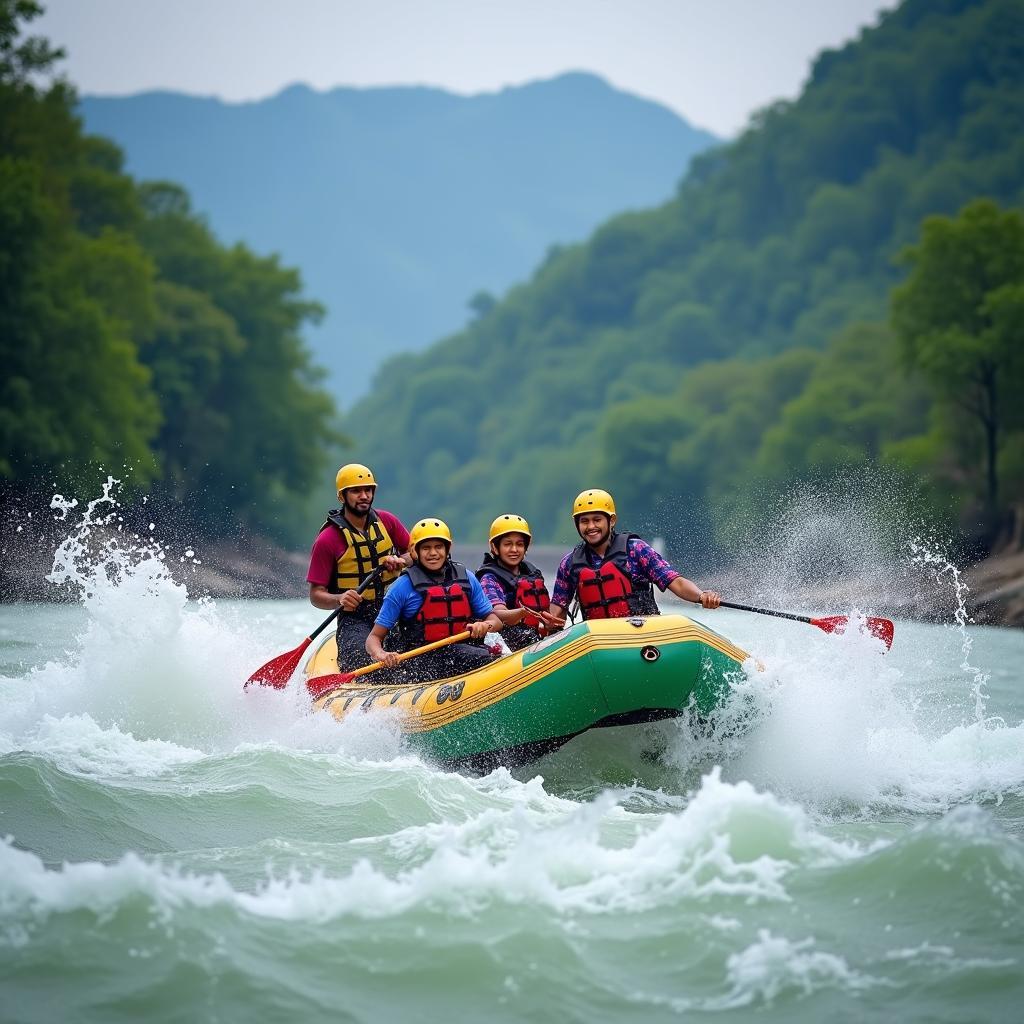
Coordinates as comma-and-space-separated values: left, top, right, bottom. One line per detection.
1, 480, 404, 766
908, 538, 990, 723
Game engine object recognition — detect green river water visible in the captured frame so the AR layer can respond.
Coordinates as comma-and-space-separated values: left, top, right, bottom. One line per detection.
1, 498, 1022, 1022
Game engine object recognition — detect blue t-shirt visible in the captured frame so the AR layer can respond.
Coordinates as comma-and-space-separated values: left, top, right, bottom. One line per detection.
375, 565, 493, 630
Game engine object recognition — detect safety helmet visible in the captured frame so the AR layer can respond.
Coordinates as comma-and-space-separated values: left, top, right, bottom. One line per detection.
408, 518, 452, 553
336, 463, 377, 493
488, 513, 532, 548
572, 489, 616, 519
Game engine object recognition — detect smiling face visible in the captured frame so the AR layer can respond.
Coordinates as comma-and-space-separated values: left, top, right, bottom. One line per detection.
415, 538, 449, 572
493, 532, 528, 569
575, 511, 614, 548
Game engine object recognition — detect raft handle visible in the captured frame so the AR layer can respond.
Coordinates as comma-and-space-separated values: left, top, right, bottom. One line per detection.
640, 645, 661, 663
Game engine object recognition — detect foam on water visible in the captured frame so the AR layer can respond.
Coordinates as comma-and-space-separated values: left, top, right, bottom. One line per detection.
662, 489, 1024, 816
0, 768, 862, 929
0, 479, 407, 774
3, 479, 1022, 819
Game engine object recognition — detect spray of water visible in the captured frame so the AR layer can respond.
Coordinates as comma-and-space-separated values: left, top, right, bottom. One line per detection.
662, 480, 1024, 816
907, 538, 991, 722
3, 478, 1021, 813
1, 479, 404, 766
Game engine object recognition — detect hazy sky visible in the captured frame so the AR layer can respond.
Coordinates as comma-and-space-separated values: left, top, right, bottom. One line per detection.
37, 0, 891, 137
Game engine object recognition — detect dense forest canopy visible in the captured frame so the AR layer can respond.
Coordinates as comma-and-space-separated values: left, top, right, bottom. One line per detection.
348, 0, 1024, 561
0, 0, 339, 544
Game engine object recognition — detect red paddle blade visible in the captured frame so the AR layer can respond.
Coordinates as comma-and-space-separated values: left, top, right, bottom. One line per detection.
243, 638, 311, 690
809, 615, 895, 649
306, 672, 355, 699
866, 617, 895, 649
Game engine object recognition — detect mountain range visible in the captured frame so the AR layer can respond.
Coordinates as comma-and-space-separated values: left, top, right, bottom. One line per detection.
80, 73, 717, 397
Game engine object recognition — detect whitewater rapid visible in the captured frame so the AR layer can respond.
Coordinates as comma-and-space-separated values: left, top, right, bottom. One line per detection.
1, 483, 1022, 1022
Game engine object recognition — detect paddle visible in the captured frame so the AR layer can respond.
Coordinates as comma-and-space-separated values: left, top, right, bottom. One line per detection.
306, 630, 473, 699
244, 564, 388, 690
716, 600, 895, 649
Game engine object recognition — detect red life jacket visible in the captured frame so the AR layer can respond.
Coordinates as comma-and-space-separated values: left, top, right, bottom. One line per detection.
475, 554, 550, 633
569, 532, 660, 620
400, 561, 474, 645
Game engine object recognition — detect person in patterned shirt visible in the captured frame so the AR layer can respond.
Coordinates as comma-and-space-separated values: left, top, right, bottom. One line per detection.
475, 514, 560, 651
545, 488, 721, 627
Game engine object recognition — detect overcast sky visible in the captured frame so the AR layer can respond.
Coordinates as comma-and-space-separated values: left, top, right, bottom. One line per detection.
37, 0, 891, 137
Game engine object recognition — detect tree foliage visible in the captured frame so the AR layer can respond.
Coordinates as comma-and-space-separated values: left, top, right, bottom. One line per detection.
892, 199, 1024, 532
0, 1, 339, 542
347, 0, 1024, 556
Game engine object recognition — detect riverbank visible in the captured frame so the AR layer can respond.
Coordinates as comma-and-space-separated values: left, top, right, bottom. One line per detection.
2, 525, 1021, 627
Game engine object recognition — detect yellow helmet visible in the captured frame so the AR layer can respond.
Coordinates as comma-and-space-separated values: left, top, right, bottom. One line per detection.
572, 489, 616, 519
335, 463, 377, 493
408, 517, 452, 553
488, 513, 532, 547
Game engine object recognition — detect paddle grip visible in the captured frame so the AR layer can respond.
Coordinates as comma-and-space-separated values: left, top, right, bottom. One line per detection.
307, 559, 393, 643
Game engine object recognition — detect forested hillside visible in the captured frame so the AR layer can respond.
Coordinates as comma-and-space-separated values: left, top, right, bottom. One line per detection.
81, 74, 717, 396
350, 0, 1024, 563
0, 1, 336, 545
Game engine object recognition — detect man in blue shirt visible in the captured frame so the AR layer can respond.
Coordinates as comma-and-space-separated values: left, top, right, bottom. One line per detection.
366, 518, 503, 681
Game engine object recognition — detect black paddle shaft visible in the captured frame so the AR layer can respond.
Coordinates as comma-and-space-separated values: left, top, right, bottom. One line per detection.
718, 600, 814, 625
305, 558, 394, 643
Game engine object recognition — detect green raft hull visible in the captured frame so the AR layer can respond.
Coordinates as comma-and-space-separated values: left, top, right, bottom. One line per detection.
306, 614, 749, 772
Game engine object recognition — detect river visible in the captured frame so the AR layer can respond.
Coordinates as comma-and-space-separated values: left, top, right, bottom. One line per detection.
1, 495, 1022, 1022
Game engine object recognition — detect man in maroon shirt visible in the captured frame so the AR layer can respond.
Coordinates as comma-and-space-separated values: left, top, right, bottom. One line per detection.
306, 463, 412, 669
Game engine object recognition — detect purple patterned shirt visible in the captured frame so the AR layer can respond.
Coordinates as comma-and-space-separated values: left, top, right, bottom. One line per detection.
479, 573, 510, 607
550, 536, 680, 609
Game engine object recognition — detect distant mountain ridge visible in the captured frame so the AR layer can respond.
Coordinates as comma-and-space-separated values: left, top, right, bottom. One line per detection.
80, 73, 718, 396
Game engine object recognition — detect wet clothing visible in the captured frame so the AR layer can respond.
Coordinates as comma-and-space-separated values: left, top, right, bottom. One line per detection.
389, 644, 495, 683
476, 553, 551, 651
551, 532, 680, 619
306, 508, 411, 670
334, 616, 376, 673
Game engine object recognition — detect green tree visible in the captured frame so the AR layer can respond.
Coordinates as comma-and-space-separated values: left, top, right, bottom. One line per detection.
891, 198, 1024, 535
0, 1, 161, 485
0, 3, 339, 546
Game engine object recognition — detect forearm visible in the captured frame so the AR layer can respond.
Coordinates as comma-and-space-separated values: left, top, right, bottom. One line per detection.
490, 604, 522, 626
365, 626, 389, 660
668, 576, 705, 603
309, 585, 341, 611
668, 576, 721, 608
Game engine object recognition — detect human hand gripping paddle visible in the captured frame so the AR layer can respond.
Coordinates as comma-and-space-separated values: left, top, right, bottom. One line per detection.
714, 599, 895, 649
305, 630, 474, 700
244, 564, 388, 690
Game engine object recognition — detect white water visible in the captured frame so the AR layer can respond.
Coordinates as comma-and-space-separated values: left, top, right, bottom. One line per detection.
2, 483, 1023, 1022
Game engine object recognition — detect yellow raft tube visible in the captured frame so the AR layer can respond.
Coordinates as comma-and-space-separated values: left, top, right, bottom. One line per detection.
304, 614, 749, 772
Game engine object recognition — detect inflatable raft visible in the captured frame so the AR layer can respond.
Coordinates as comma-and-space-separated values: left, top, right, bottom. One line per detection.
305, 614, 749, 771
